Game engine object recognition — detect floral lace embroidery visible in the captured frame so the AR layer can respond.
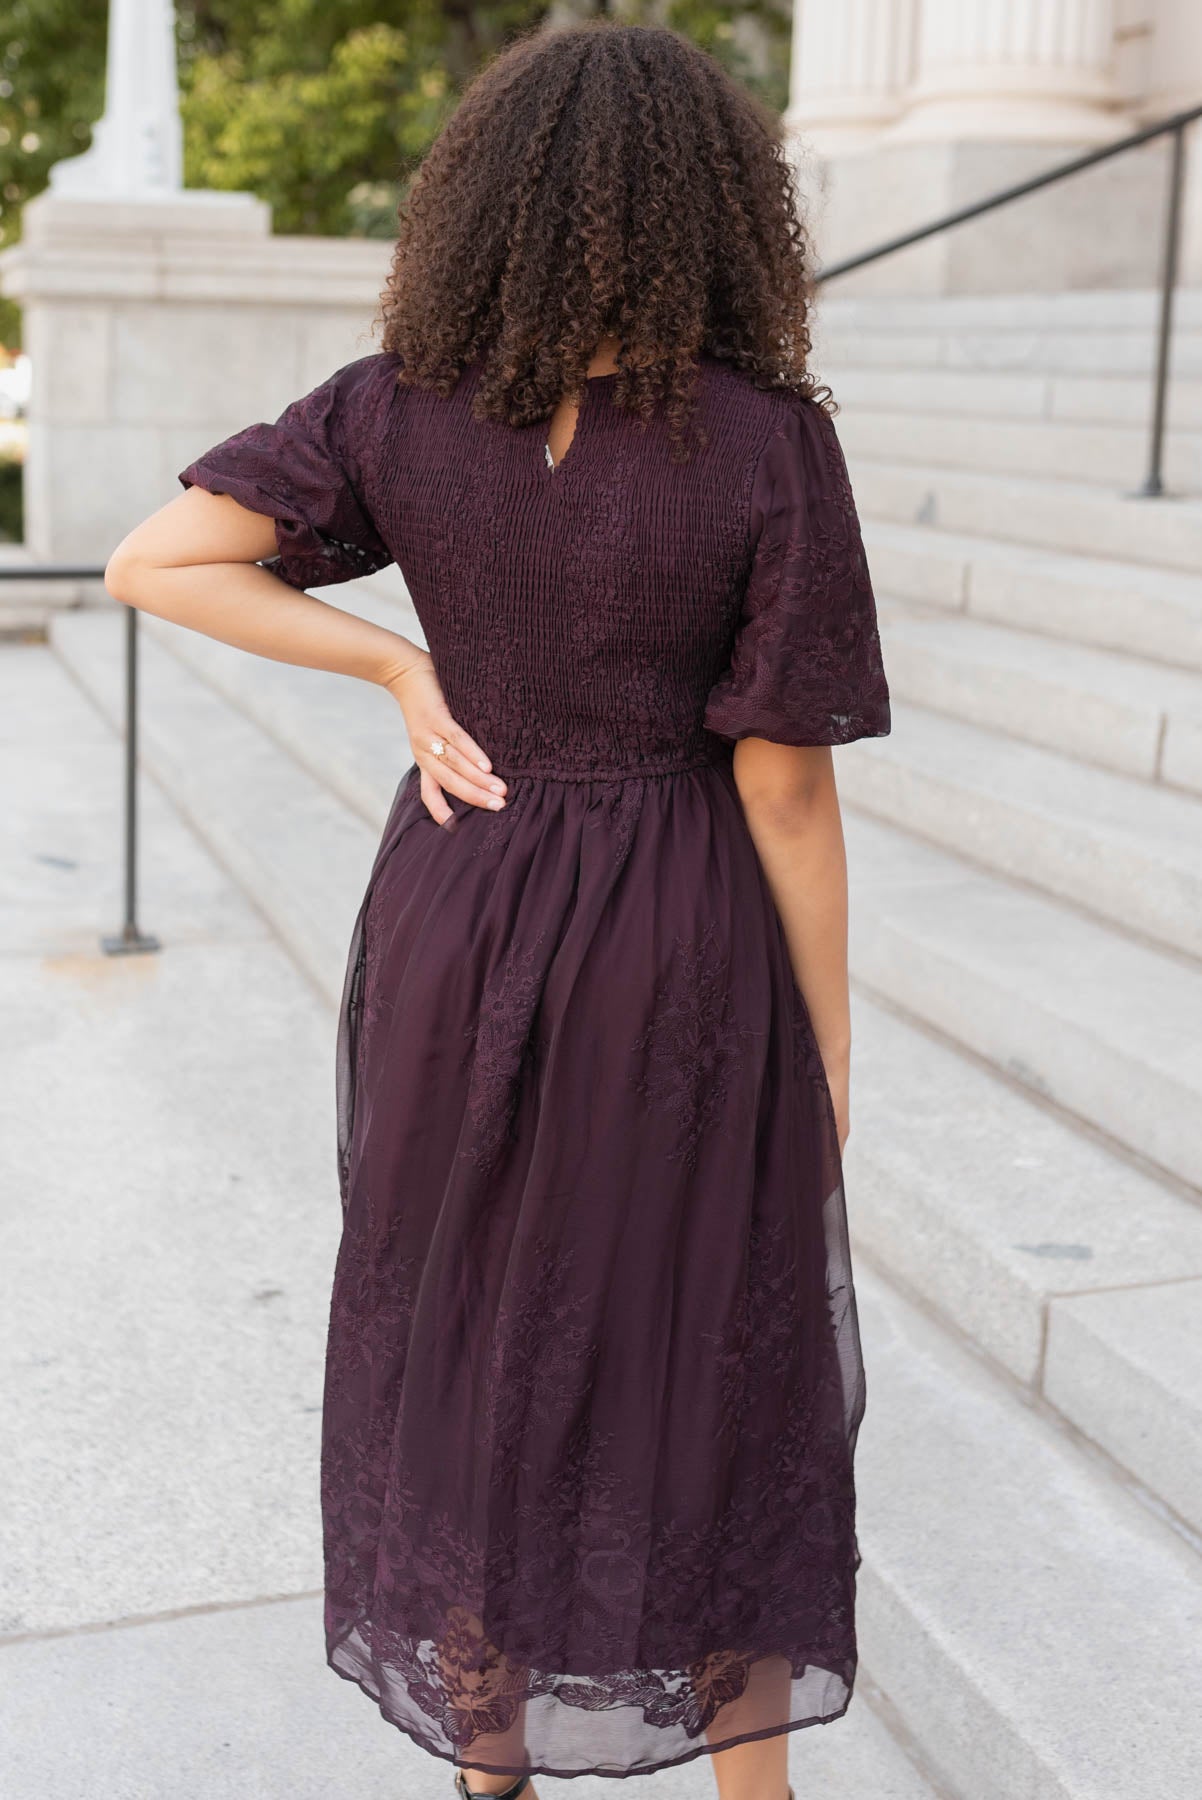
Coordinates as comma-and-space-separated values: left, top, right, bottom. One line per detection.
469, 779, 535, 860
700, 1217, 814, 1440
178, 355, 396, 592
607, 779, 644, 874
483, 1240, 598, 1449
629, 923, 757, 1170
321, 1204, 860, 1755
703, 397, 890, 748
323, 1214, 423, 1401
581, 777, 646, 876
791, 989, 831, 1092
461, 932, 550, 1172
326, 1448, 857, 1752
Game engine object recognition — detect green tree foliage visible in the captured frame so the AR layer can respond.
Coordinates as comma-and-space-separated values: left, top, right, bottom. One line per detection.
0, 0, 108, 345
0, 2, 108, 247
178, 2, 549, 236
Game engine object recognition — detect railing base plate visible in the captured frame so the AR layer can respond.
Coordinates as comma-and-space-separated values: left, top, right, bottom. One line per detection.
100, 929, 162, 956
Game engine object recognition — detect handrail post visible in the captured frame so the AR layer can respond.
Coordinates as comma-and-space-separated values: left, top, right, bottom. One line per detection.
101, 601, 160, 956
1138, 121, 1189, 499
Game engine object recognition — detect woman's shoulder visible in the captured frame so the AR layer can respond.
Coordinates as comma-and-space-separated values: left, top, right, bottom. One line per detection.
303, 351, 410, 470
695, 360, 856, 531
323, 349, 406, 406
699, 354, 833, 440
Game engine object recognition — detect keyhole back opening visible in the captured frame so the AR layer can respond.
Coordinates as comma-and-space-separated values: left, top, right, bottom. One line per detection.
544, 393, 583, 474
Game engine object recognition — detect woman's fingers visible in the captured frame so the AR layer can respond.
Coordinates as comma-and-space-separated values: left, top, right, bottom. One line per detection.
415, 725, 506, 810
416, 730, 507, 820
438, 737, 507, 802
445, 719, 496, 775
424, 751, 508, 811
420, 767, 454, 825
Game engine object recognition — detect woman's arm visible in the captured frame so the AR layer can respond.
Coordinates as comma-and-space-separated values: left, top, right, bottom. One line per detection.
104, 487, 507, 821
731, 737, 851, 1151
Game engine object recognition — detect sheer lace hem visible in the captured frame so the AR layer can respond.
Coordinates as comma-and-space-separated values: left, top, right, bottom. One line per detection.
320, 1167, 865, 1775
326, 1615, 855, 1779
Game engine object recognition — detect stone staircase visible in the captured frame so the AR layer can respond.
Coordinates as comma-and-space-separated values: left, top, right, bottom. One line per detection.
50, 289, 1202, 1798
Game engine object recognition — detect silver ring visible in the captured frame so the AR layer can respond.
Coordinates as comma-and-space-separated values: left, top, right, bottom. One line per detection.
429, 736, 448, 758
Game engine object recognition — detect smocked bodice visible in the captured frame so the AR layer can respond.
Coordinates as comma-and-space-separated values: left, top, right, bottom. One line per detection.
179, 351, 890, 778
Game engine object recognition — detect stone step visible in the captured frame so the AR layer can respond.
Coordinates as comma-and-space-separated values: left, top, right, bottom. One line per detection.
49, 607, 385, 1008
826, 363, 1202, 431
813, 286, 1202, 381
843, 809, 1202, 1192
840, 702, 1202, 960
848, 994, 1202, 1537
838, 405, 1202, 493
818, 325, 1202, 379
876, 601, 1202, 790
853, 1260, 1202, 1800
862, 518, 1202, 673
1045, 1277, 1202, 1554
848, 454, 1202, 576
816, 286, 1202, 335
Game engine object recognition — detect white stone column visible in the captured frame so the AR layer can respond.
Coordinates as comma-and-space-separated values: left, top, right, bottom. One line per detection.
785, 0, 919, 153
892, 0, 1125, 143
49, 0, 183, 196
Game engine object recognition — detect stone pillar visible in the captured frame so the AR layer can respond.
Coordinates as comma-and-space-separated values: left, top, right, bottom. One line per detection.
893, 0, 1125, 144
49, 0, 184, 195
785, 0, 919, 152
0, 192, 388, 565
794, 0, 1161, 294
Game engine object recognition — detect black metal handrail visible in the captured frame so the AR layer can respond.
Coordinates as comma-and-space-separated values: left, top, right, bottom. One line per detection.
814, 100, 1202, 498
1, 568, 158, 956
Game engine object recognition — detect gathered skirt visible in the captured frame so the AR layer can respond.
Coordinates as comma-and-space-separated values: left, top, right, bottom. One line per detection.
321, 754, 866, 1779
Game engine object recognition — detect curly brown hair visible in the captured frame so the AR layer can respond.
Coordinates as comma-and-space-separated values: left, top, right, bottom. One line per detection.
376, 20, 829, 458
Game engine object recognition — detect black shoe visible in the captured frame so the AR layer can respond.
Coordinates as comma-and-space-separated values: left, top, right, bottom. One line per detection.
453, 1772, 530, 1800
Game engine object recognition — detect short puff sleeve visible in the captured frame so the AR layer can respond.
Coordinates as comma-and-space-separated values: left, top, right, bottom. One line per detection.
178, 354, 396, 591
704, 396, 890, 747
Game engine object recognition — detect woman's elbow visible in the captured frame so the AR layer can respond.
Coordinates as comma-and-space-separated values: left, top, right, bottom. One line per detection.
104, 536, 148, 606
732, 741, 838, 834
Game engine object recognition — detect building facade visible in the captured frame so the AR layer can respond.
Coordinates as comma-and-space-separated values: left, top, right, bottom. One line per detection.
786, 0, 1202, 290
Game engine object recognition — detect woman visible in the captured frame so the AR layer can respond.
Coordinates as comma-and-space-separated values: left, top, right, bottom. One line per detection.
106, 20, 889, 1799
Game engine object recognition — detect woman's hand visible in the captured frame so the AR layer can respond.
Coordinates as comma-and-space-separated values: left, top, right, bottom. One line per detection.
383, 649, 507, 825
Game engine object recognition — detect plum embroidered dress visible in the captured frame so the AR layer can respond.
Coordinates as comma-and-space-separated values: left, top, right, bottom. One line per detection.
179, 350, 890, 1781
